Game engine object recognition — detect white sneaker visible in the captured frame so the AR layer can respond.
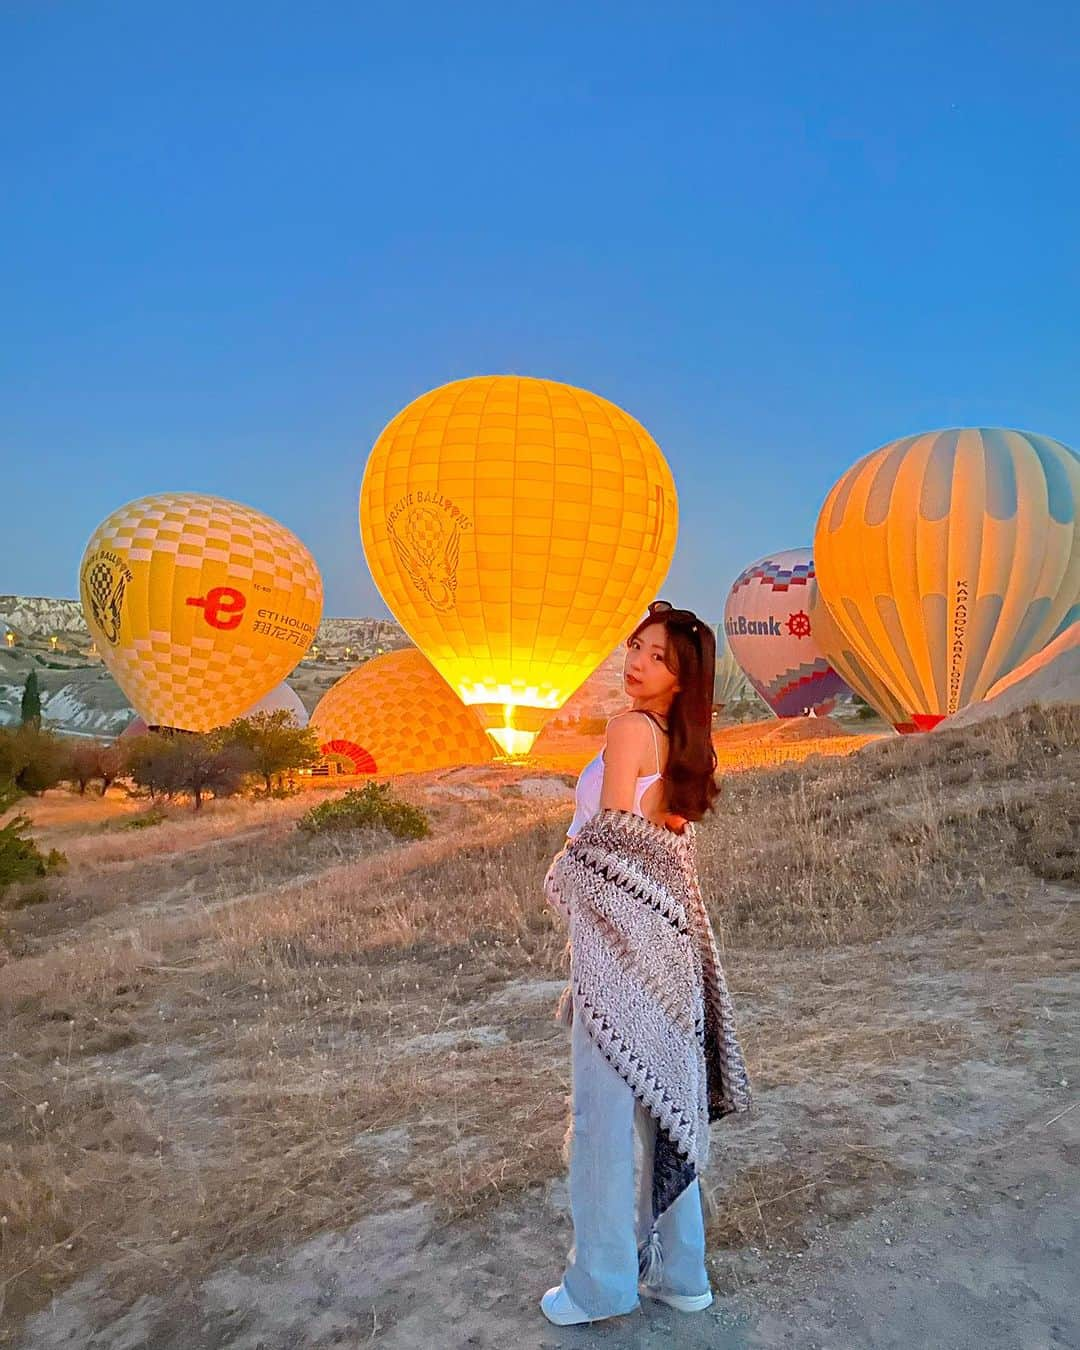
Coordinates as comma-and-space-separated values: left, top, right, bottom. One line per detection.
540, 1284, 595, 1326
639, 1283, 714, 1312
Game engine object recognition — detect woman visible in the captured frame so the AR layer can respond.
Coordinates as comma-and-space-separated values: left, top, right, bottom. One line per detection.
540, 600, 752, 1327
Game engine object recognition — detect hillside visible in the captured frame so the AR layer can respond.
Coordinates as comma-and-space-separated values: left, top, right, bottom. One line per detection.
0, 704, 1076, 1346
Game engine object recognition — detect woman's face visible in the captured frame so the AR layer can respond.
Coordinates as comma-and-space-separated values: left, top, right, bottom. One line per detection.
624, 622, 680, 702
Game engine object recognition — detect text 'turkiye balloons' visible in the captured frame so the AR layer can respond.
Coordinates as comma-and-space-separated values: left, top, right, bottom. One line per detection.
723, 549, 851, 717
309, 648, 494, 775
814, 428, 1080, 729
80, 493, 323, 732
359, 376, 678, 756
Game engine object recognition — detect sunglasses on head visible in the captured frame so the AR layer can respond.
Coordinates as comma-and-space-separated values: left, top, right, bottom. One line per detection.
648, 599, 700, 634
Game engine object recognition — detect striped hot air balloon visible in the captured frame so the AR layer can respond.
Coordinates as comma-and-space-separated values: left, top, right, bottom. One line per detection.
723, 549, 850, 717
807, 589, 914, 731
814, 428, 1080, 729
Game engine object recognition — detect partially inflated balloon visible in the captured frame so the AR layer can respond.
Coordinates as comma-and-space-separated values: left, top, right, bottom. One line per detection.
80, 493, 322, 732
246, 681, 309, 727
310, 648, 494, 775
712, 627, 755, 709
723, 550, 850, 716
360, 376, 678, 756
814, 428, 1080, 729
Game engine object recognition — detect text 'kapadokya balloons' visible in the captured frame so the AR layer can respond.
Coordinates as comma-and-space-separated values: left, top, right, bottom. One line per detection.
310, 648, 494, 775
814, 428, 1080, 729
80, 493, 323, 732
723, 549, 850, 716
360, 376, 678, 756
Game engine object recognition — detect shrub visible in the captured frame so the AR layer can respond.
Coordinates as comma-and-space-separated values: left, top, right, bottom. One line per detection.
297, 782, 430, 840
118, 806, 168, 830
0, 815, 66, 896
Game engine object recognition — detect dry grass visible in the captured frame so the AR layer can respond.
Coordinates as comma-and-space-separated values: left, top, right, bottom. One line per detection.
699, 704, 1080, 947
0, 705, 1077, 1332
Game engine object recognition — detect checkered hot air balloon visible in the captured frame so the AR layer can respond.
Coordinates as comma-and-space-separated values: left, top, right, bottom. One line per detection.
359, 376, 678, 757
723, 549, 851, 717
79, 493, 322, 732
309, 648, 495, 776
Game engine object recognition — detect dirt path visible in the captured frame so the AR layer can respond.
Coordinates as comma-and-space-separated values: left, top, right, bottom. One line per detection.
14, 881, 1077, 1350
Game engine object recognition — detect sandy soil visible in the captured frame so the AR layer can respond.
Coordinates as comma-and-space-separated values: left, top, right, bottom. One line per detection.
14, 876, 1077, 1350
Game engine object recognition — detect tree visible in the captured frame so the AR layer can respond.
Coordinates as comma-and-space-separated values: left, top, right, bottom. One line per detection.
20, 671, 42, 728
218, 710, 320, 793
124, 732, 253, 810
64, 740, 124, 796
123, 733, 183, 801
68, 741, 104, 795
98, 742, 122, 795
0, 725, 71, 797
171, 737, 253, 810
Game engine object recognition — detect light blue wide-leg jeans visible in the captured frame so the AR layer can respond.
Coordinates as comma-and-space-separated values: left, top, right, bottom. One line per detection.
561, 1006, 711, 1317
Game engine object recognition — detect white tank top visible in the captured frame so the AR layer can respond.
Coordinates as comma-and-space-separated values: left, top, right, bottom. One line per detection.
567, 712, 664, 839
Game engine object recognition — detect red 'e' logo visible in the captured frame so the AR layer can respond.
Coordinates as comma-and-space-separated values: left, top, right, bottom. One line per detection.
186, 586, 247, 630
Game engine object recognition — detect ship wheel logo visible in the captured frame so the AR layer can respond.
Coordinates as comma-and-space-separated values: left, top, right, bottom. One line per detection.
786, 610, 812, 640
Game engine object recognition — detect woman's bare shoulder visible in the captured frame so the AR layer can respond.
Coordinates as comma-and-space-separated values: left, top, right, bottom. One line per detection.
604, 710, 653, 744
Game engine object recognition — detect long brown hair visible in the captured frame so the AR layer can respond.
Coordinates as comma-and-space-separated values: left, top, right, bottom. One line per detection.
627, 601, 719, 822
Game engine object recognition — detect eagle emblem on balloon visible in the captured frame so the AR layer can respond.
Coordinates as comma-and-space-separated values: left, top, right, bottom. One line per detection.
387, 504, 461, 612
82, 555, 129, 647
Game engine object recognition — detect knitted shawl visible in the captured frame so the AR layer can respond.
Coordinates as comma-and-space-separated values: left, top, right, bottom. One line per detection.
544, 808, 751, 1224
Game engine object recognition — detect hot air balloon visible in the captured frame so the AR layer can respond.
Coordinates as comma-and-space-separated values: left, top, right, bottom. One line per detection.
117, 681, 309, 739
309, 648, 494, 775
247, 682, 309, 726
359, 376, 678, 756
807, 589, 914, 731
723, 549, 850, 717
814, 428, 1080, 729
80, 493, 323, 733
712, 626, 756, 711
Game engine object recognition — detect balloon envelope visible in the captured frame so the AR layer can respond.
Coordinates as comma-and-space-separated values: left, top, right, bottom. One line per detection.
712, 626, 757, 709
246, 681, 309, 727
81, 493, 322, 732
723, 549, 850, 716
359, 376, 678, 756
814, 428, 1080, 728
309, 648, 495, 775
117, 681, 307, 737
808, 589, 913, 730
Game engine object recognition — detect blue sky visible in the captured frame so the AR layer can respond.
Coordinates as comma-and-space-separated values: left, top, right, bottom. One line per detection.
4, 1, 1077, 622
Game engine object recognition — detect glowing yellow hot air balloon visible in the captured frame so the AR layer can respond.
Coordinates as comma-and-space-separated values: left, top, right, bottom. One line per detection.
310, 648, 495, 775
80, 493, 323, 732
360, 376, 678, 755
814, 428, 1080, 729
